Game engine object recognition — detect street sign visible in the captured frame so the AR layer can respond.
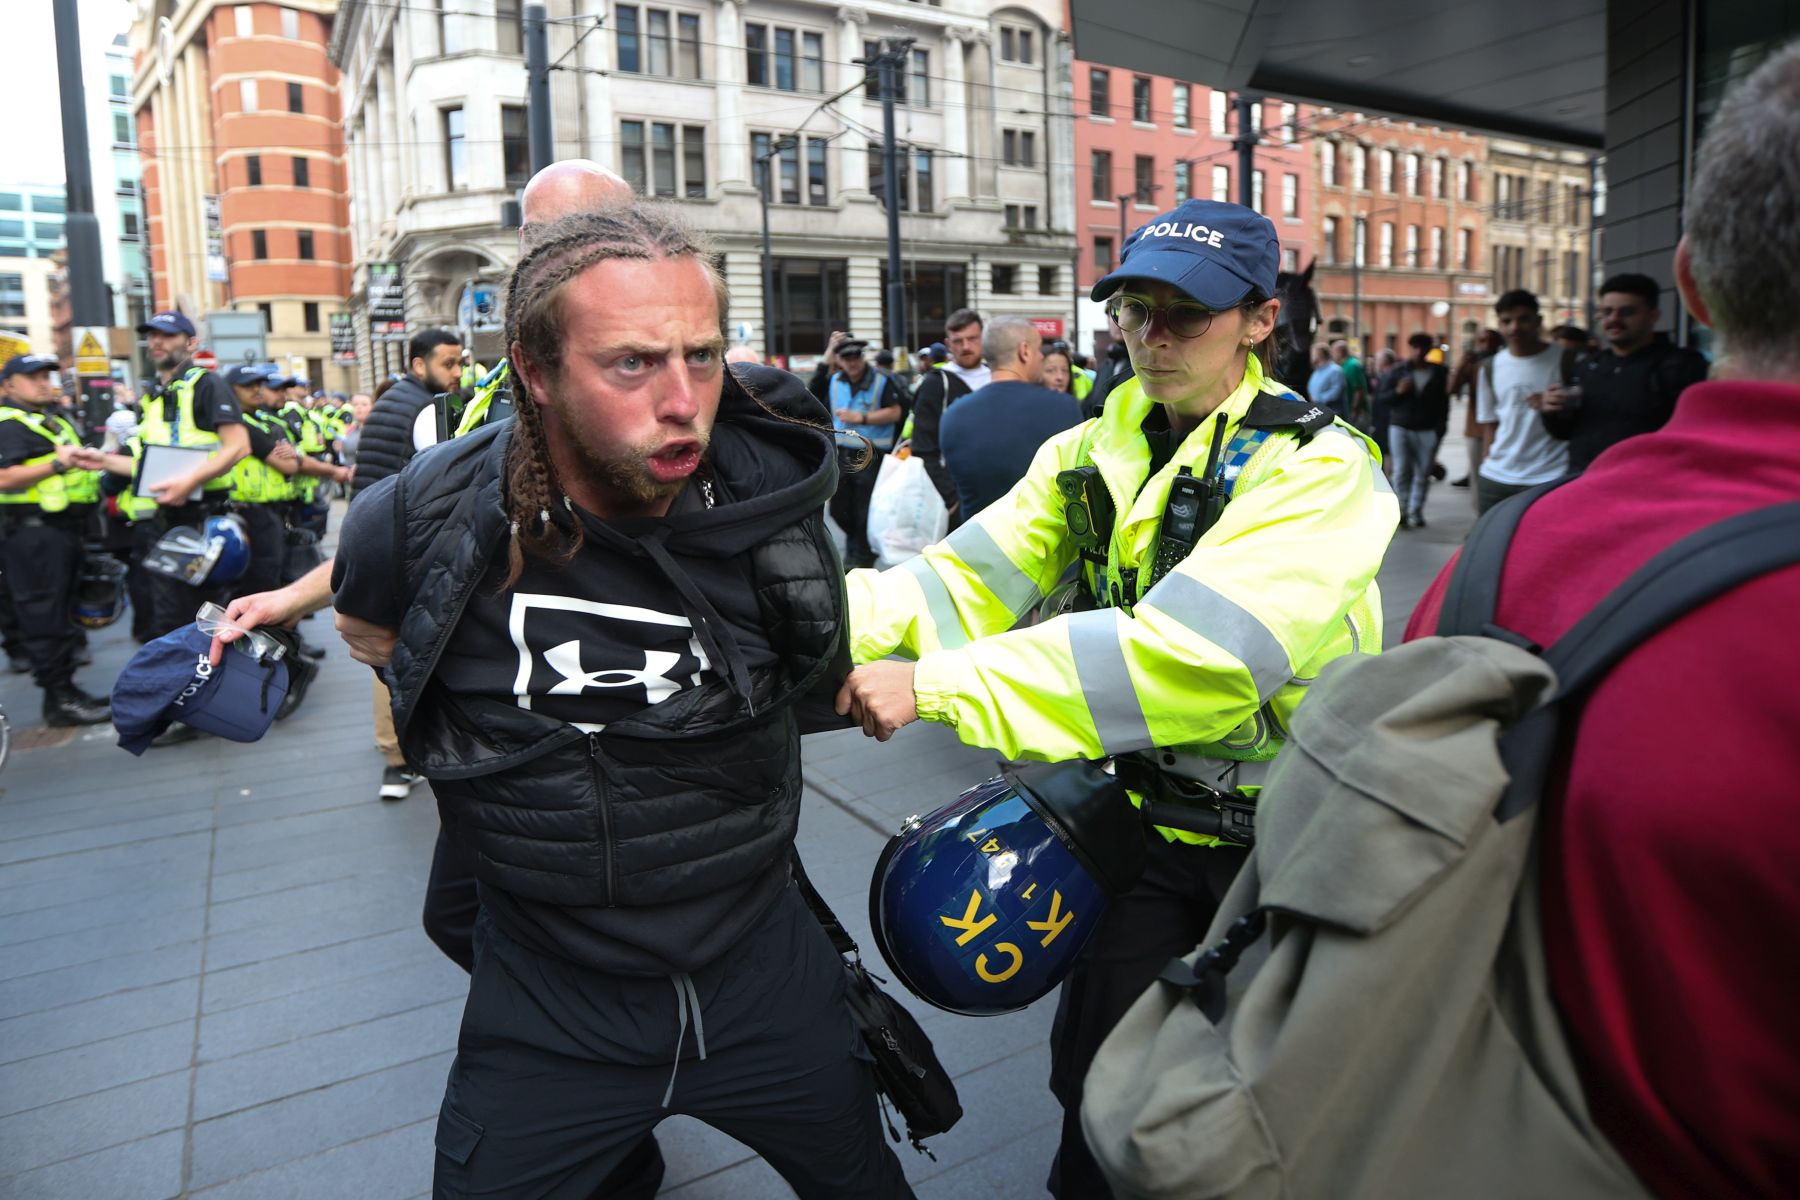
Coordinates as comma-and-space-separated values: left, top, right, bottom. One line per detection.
1030, 318, 1065, 339
368, 262, 409, 341
0, 331, 30, 363
330, 312, 357, 364
202, 195, 227, 283
193, 350, 219, 371
74, 326, 110, 376
457, 284, 500, 332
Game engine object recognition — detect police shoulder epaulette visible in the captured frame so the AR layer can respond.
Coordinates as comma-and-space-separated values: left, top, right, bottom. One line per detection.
1238, 391, 1334, 439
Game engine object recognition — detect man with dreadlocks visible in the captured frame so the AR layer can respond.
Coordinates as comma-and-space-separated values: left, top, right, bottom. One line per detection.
331, 204, 912, 1198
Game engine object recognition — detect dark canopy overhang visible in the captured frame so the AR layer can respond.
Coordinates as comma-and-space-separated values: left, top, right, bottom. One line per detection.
1069, 0, 1607, 148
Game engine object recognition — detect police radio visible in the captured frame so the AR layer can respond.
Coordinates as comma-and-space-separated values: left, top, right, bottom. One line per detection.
1146, 468, 1213, 590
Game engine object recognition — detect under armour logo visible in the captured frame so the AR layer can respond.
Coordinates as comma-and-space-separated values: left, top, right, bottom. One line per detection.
543, 639, 685, 705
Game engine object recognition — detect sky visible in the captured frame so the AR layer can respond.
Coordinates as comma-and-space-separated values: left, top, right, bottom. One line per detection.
8, 0, 139, 188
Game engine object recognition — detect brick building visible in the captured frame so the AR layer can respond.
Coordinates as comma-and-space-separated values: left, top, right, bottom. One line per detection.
1309, 116, 1493, 356
1486, 139, 1599, 328
1069, 66, 1314, 358
131, 0, 353, 390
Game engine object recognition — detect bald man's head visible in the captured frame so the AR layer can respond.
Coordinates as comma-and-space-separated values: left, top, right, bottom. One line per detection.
520, 160, 634, 236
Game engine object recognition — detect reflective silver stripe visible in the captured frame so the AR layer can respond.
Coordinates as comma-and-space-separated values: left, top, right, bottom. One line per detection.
945, 520, 1045, 617
1067, 609, 1154, 751
901, 556, 969, 650
1139, 572, 1293, 701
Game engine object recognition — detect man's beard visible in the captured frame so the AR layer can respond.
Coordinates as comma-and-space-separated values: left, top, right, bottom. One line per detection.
153, 350, 182, 371
556, 399, 710, 507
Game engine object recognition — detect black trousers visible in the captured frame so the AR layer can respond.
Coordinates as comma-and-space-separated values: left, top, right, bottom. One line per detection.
145, 507, 232, 638
434, 889, 913, 1200
231, 504, 287, 600
829, 445, 884, 568
423, 828, 480, 973
0, 518, 83, 689
126, 521, 160, 641
1047, 835, 1249, 1200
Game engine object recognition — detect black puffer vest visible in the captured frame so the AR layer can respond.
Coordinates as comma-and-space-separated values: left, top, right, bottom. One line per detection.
382, 366, 848, 963
350, 375, 434, 497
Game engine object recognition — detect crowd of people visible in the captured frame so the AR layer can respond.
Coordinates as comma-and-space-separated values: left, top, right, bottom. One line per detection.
8, 39, 1798, 1200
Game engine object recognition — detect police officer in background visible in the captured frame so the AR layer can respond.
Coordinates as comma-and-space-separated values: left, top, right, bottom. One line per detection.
0, 354, 112, 725
219, 365, 305, 596
130, 311, 249, 637
838, 199, 1398, 1199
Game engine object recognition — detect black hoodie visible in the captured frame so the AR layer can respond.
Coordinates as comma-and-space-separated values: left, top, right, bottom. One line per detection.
332, 365, 850, 973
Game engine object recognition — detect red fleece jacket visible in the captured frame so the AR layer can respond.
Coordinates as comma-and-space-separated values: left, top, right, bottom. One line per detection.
1407, 379, 1800, 1200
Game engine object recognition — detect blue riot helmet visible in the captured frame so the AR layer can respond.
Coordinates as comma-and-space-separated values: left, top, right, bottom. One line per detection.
142, 514, 252, 587
71, 556, 130, 628
869, 760, 1149, 1017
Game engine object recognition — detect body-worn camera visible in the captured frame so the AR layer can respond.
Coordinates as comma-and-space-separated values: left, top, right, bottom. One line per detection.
1057, 466, 1115, 563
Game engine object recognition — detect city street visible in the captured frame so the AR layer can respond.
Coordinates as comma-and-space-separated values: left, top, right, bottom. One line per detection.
0, 435, 1471, 1199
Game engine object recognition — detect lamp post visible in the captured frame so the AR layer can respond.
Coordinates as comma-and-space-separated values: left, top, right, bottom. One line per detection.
1350, 203, 1401, 351
756, 136, 797, 362
1116, 184, 1160, 268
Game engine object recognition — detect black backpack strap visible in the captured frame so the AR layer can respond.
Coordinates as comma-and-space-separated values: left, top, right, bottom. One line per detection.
790, 845, 860, 958
1436, 478, 1575, 639
1540, 500, 1800, 699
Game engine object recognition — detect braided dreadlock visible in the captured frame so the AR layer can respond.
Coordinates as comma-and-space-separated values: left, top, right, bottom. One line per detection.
497, 204, 727, 588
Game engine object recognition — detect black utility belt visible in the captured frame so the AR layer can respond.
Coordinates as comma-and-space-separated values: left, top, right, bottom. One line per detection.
0, 505, 95, 531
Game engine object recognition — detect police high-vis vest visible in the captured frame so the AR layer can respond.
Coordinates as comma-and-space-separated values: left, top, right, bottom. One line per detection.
228, 410, 295, 504
113, 438, 159, 522
454, 359, 511, 437
847, 354, 1399, 844
0, 406, 102, 511
279, 403, 328, 503
138, 367, 233, 493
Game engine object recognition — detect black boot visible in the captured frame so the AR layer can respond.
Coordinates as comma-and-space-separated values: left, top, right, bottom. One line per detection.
275, 654, 318, 721
43, 681, 112, 728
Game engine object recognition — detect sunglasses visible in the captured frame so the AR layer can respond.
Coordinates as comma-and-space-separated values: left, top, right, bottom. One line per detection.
1111, 296, 1230, 340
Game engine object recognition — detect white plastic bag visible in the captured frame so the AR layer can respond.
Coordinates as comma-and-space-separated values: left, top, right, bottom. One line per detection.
866, 449, 948, 567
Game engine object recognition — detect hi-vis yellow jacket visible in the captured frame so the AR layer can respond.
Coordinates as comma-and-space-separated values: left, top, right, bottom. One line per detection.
848, 356, 1399, 836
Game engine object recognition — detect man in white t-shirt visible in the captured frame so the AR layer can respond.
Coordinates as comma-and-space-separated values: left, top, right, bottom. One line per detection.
1475, 289, 1570, 513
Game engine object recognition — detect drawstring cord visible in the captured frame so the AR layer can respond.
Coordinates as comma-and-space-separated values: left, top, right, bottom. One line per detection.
662, 972, 708, 1109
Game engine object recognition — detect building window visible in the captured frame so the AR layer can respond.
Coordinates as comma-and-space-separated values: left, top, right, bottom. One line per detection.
1353, 217, 1367, 266
773, 29, 795, 89
109, 74, 128, 99
0, 221, 24, 238
999, 27, 1034, 64
616, 5, 640, 71
1094, 237, 1114, 270
622, 120, 707, 199
800, 32, 823, 91
1321, 141, 1337, 187
1089, 68, 1110, 118
121, 212, 140, 238
1378, 149, 1394, 193
438, 0, 463, 54
1173, 160, 1190, 203
251, 229, 268, 259
991, 264, 1016, 295
910, 49, 929, 106
1002, 129, 1036, 167
287, 81, 303, 113
1091, 150, 1112, 203
502, 105, 530, 189
1210, 90, 1227, 134
1459, 161, 1475, 201
1279, 102, 1296, 142
297, 230, 315, 260
497, 0, 522, 55
1172, 84, 1190, 129
1039, 265, 1057, 295
443, 106, 467, 190
303, 301, 320, 332
1251, 169, 1264, 212
1134, 155, 1156, 204
1400, 152, 1417, 195
281, 7, 299, 39
1564, 250, 1580, 297
1458, 227, 1474, 269
1283, 247, 1299, 271
914, 149, 933, 211
235, 5, 253, 37
1211, 165, 1230, 203
613, 6, 698, 76
1430, 226, 1445, 269
1351, 144, 1366, 189
292, 156, 309, 188
240, 79, 258, 111
1379, 222, 1394, 266
866, 147, 932, 212
246, 154, 262, 186
1431, 156, 1445, 199
683, 124, 706, 198
112, 113, 133, 147
256, 301, 273, 330
1322, 215, 1340, 264
1132, 76, 1152, 123
1002, 204, 1039, 230
862, 43, 927, 105
1281, 172, 1298, 218
806, 137, 827, 205
1404, 224, 1419, 267
34, 196, 64, 215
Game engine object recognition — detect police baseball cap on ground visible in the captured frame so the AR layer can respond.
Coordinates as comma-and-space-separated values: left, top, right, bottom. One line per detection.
1, 354, 58, 379
1090, 198, 1280, 309
111, 624, 291, 755
137, 310, 198, 337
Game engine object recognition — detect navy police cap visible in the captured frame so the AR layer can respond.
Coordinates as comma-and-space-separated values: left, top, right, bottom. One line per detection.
136, 310, 198, 337
1091, 199, 1280, 309
1, 353, 58, 380
111, 624, 289, 755
224, 363, 278, 388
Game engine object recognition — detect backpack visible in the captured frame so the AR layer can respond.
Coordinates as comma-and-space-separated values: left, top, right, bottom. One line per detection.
1080, 482, 1800, 1200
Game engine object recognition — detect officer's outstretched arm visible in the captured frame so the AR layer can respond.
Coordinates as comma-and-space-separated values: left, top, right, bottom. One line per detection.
846, 429, 1085, 663
910, 429, 1396, 763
